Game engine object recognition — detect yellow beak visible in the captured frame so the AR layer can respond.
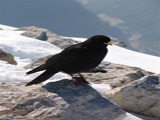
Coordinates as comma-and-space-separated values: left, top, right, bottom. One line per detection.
104, 42, 112, 46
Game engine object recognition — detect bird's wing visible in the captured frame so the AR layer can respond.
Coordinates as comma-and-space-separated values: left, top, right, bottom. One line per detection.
45, 44, 86, 68
26, 43, 86, 75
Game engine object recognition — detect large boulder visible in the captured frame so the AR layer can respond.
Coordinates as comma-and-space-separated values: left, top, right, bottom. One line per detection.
106, 74, 160, 119
0, 80, 125, 120
0, 49, 17, 65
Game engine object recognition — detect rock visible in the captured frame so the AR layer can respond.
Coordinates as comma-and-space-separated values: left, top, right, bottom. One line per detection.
0, 49, 17, 65
0, 81, 125, 120
0, 114, 39, 120
106, 74, 160, 119
22, 31, 46, 40
111, 37, 127, 48
16, 26, 128, 49
82, 61, 153, 87
16, 26, 79, 49
0, 106, 12, 116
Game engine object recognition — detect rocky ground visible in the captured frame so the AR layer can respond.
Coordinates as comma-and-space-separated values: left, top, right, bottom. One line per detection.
0, 81, 125, 120
0, 27, 159, 120
106, 74, 160, 119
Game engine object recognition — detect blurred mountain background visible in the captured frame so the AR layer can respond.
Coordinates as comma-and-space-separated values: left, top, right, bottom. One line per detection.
77, 0, 160, 56
0, 0, 159, 56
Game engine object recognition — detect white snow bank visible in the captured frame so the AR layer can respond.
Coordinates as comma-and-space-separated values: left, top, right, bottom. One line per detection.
0, 31, 61, 61
0, 24, 18, 30
91, 83, 111, 96
0, 30, 68, 82
123, 113, 143, 120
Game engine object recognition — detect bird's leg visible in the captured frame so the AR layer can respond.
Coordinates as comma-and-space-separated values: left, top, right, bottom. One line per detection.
69, 74, 78, 86
78, 73, 90, 84
69, 74, 89, 86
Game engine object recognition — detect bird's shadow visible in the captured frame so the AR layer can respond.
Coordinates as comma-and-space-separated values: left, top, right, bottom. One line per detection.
42, 79, 109, 104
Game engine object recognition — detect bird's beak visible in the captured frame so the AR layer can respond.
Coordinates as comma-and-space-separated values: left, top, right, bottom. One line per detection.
104, 42, 112, 46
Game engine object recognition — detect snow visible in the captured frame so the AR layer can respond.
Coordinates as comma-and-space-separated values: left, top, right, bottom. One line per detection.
0, 24, 18, 31
0, 27, 69, 83
123, 113, 143, 120
0, 24, 159, 120
91, 83, 111, 96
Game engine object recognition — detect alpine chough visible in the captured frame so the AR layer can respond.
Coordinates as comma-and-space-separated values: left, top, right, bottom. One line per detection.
26, 35, 112, 86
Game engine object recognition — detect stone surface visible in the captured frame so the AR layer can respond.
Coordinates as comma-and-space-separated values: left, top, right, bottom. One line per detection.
0, 49, 17, 65
110, 37, 127, 48
0, 81, 125, 120
0, 114, 38, 120
16, 26, 79, 49
82, 62, 153, 87
16, 26, 128, 49
0, 106, 12, 116
106, 74, 160, 119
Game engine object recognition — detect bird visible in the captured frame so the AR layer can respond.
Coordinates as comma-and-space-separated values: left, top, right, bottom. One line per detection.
25, 35, 112, 86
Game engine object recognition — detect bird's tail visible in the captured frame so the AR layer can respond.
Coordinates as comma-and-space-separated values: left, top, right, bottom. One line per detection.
26, 65, 46, 75
26, 70, 57, 86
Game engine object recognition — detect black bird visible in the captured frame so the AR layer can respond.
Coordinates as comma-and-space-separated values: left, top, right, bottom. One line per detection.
26, 35, 112, 86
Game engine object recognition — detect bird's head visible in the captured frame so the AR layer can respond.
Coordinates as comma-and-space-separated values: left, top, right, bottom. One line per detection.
83, 35, 112, 48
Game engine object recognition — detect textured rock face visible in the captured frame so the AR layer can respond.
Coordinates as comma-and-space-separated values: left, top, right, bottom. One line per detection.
16, 26, 79, 49
106, 74, 160, 119
0, 115, 38, 120
0, 81, 125, 120
82, 62, 153, 87
16, 26, 128, 49
0, 49, 17, 65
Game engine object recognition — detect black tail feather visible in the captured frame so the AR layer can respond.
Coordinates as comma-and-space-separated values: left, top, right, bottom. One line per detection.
26, 70, 57, 86
26, 65, 45, 75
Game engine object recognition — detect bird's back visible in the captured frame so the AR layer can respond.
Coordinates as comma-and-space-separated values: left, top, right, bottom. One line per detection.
58, 44, 107, 74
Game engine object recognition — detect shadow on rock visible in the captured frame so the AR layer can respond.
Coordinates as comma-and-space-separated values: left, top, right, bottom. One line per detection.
42, 79, 108, 104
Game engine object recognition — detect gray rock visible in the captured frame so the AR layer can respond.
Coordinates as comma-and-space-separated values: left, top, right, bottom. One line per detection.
0, 81, 125, 120
0, 114, 39, 120
81, 61, 153, 88
111, 37, 127, 48
16, 26, 128, 49
16, 26, 79, 49
106, 74, 160, 119
0, 106, 13, 116
21, 31, 46, 40
0, 49, 17, 65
